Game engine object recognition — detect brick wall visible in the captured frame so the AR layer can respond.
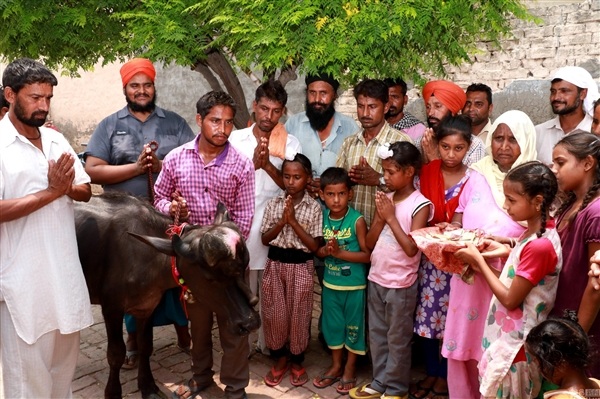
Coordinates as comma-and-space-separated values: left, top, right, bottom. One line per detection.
336, 0, 600, 124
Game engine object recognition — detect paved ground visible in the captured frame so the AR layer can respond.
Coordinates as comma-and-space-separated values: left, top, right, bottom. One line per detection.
73, 299, 424, 399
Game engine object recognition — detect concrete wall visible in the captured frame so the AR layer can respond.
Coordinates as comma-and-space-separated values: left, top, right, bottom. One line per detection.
1, 0, 598, 149
339, 0, 600, 124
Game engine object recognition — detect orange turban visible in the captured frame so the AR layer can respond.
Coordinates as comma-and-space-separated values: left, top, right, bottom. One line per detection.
422, 80, 466, 115
120, 58, 156, 87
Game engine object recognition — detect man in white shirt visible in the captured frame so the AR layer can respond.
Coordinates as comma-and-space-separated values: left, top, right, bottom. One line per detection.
535, 66, 600, 165
229, 80, 301, 354
0, 58, 93, 398
0, 88, 8, 120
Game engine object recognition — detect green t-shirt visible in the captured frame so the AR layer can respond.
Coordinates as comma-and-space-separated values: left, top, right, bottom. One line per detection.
323, 206, 368, 290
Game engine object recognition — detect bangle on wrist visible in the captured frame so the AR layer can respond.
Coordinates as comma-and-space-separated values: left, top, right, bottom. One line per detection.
450, 221, 462, 227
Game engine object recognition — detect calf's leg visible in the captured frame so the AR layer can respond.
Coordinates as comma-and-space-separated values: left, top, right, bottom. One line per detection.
102, 308, 126, 399
136, 317, 165, 398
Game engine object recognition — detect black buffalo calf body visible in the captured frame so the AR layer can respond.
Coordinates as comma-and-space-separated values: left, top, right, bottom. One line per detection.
75, 192, 260, 399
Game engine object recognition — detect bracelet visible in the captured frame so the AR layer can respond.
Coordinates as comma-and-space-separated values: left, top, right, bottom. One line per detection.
450, 221, 462, 227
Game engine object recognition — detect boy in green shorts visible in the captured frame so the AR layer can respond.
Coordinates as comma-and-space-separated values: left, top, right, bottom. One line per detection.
313, 167, 371, 395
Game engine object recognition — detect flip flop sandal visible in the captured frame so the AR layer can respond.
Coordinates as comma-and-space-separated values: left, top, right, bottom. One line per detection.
290, 366, 308, 387
122, 350, 138, 370
264, 364, 290, 387
313, 373, 342, 389
409, 380, 432, 399
336, 378, 357, 395
349, 383, 383, 399
425, 388, 449, 399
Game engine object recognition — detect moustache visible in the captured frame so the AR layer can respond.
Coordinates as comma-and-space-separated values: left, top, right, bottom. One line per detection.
32, 110, 48, 118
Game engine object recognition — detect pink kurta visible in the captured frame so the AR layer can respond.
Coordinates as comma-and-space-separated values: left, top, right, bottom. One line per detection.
441, 171, 525, 362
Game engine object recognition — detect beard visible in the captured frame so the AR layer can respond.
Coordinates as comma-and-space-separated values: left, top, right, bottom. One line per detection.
385, 105, 402, 119
427, 112, 452, 132
552, 97, 581, 116
126, 92, 157, 113
14, 100, 47, 127
305, 99, 336, 131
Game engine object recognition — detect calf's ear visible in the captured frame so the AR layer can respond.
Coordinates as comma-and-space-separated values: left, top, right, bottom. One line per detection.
128, 232, 175, 256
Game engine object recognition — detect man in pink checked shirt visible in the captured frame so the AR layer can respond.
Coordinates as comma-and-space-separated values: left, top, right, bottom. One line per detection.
154, 91, 255, 399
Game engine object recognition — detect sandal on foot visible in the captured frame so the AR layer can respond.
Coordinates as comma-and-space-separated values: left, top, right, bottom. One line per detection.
336, 378, 357, 395
290, 366, 308, 387
264, 364, 290, 387
177, 343, 191, 355
349, 383, 383, 399
122, 350, 138, 370
313, 373, 342, 389
171, 379, 207, 399
409, 380, 432, 399
425, 388, 449, 399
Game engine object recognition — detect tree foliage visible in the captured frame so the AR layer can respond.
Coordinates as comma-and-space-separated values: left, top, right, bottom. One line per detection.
0, 1, 135, 72
186, 0, 532, 86
0, 0, 533, 126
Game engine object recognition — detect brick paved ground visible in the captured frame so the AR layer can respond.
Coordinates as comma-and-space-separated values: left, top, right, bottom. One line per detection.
74, 297, 424, 399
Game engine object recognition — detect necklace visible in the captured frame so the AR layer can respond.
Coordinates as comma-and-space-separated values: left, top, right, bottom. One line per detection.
26, 129, 41, 140
328, 209, 349, 236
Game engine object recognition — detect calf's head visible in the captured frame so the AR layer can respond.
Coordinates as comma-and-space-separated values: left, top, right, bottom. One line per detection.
130, 221, 260, 336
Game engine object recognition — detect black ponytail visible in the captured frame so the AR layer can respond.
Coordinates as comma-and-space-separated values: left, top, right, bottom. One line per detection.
554, 133, 600, 223
506, 161, 558, 237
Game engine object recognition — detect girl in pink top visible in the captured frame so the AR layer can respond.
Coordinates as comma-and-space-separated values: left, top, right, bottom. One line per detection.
456, 162, 562, 398
350, 142, 432, 399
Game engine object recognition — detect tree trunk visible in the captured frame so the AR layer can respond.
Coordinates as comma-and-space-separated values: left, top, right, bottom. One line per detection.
204, 50, 250, 128
277, 65, 298, 88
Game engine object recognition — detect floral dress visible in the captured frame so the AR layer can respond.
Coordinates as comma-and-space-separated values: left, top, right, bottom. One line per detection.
478, 227, 562, 399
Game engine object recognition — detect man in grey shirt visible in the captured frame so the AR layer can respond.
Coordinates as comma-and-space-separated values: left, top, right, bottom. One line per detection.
85, 58, 195, 197
285, 73, 358, 198
85, 58, 195, 369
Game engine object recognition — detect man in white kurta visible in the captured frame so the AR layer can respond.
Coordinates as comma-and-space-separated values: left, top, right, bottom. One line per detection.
535, 66, 599, 165
229, 80, 301, 354
0, 58, 93, 398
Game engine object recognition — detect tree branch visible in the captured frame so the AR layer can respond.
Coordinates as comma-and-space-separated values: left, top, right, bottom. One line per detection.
204, 50, 250, 128
277, 65, 298, 88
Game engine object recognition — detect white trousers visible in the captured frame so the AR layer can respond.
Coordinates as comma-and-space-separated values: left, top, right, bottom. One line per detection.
247, 269, 268, 353
0, 301, 80, 399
